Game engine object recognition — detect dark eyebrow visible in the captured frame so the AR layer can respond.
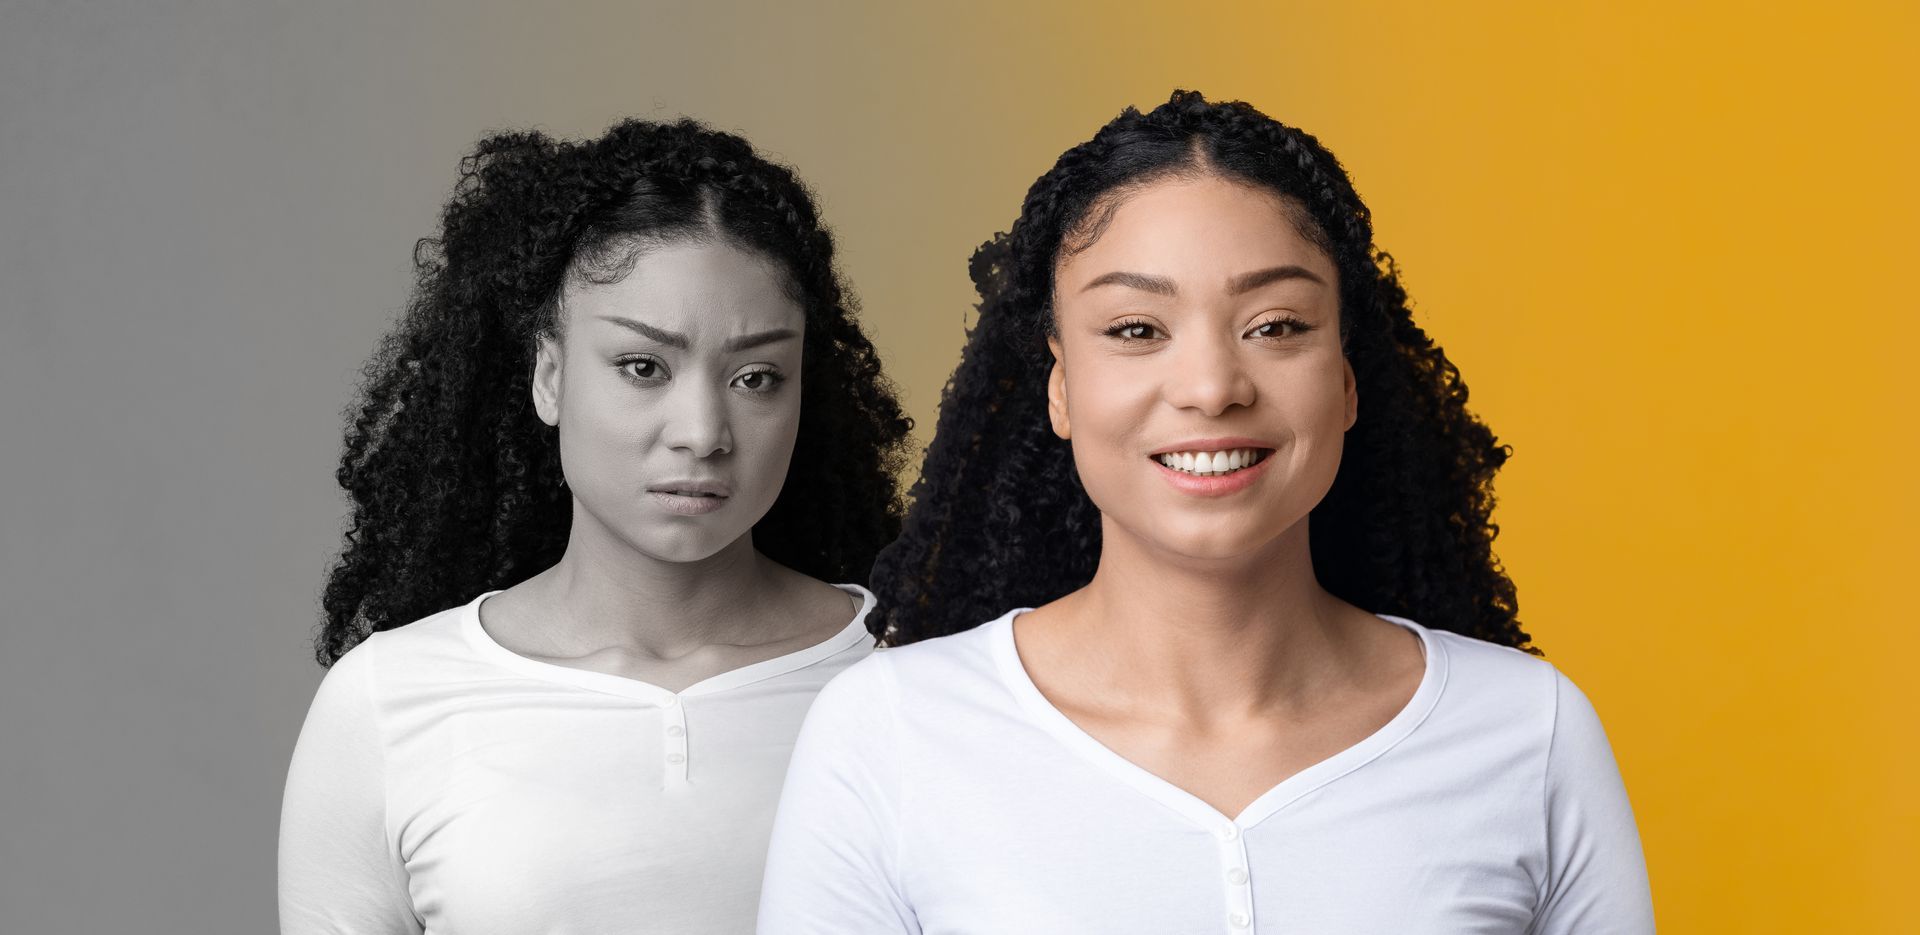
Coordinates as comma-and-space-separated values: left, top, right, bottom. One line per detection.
1227, 265, 1326, 294
722, 328, 800, 352
598, 316, 687, 348
1080, 271, 1178, 296
1080, 265, 1326, 298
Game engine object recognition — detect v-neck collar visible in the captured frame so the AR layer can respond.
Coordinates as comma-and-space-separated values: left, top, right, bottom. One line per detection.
460, 583, 877, 704
989, 607, 1448, 835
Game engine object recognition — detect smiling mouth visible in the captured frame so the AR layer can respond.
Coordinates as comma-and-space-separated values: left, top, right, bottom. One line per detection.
1152, 447, 1273, 476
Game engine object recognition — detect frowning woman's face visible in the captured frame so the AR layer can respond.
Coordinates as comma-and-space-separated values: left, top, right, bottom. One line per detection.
532, 238, 805, 564
1046, 174, 1355, 563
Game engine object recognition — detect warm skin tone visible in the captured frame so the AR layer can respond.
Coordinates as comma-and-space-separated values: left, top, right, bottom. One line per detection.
478, 238, 859, 693
1015, 173, 1427, 818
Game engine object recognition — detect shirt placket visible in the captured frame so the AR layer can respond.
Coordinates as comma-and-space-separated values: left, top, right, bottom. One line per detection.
660, 694, 689, 787
1215, 822, 1255, 932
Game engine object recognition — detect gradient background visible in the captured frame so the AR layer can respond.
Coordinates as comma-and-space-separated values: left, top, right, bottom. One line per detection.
2, 1, 1913, 931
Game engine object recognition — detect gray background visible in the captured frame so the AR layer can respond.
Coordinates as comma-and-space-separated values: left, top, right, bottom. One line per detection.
0, 2, 1038, 929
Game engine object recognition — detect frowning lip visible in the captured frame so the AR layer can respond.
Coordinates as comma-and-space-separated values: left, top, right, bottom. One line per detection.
646, 479, 732, 498
1146, 436, 1279, 456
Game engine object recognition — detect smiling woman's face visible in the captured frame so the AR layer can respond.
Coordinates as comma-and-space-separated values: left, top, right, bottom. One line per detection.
532, 238, 805, 564
1047, 173, 1355, 562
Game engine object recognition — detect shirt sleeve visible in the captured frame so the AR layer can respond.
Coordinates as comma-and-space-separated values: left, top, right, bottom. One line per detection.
1532, 668, 1656, 934
277, 642, 423, 935
757, 653, 919, 934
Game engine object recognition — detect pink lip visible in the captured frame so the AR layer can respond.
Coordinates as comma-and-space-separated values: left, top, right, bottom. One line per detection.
1151, 450, 1274, 497
1147, 436, 1279, 457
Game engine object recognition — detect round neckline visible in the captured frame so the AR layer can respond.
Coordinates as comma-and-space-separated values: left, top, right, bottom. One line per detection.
989, 607, 1449, 834
461, 583, 877, 703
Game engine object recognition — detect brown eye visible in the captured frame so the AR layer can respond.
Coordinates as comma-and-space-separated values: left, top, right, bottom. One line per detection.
1248, 316, 1313, 340
1104, 320, 1162, 341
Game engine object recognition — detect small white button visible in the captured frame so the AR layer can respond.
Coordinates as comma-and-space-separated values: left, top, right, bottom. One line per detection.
1228, 867, 1248, 885
1220, 825, 1240, 841
663, 696, 679, 708
666, 752, 686, 764
1230, 912, 1249, 928
666, 725, 685, 737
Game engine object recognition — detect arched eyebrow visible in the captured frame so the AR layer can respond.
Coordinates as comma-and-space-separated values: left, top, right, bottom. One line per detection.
1226, 264, 1326, 294
1079, 265, 1326, 297
597, 316, 798, 352
599, 316, 688, 348
1080, 271, 1177, 296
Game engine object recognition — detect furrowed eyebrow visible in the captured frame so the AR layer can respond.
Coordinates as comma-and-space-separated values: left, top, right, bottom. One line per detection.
1227, 265, 1326, 294
598, 316, 688, 348
722, 328, 800, 352
1081, 271, 1178, 296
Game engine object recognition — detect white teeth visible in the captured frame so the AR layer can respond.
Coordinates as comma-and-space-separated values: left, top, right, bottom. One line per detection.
1155, 448, 1267, 476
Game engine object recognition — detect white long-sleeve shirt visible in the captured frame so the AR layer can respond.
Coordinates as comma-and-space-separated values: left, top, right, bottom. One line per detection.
758, 609, 1654, 934
279, 584, 877, 934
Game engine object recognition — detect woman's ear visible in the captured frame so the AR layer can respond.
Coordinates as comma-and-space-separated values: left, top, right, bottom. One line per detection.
531, 332, 564, 427
1046, 336, 1071, 440
1343, 355, 1358, 431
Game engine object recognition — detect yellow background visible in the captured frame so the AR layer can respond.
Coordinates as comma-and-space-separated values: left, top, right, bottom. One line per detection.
551, 2, 1913, 927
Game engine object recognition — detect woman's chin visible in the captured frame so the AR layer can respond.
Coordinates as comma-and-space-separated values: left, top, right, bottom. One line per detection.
1117, 518, 1302, 567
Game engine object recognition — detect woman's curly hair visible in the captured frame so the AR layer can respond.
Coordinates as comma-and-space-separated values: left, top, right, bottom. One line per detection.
871, 90, 1530, 652
316, 117, 913, 666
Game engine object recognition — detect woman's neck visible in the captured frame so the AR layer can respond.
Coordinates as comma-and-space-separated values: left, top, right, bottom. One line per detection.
1041, 516, 1366, 719
519, 510, 783, 658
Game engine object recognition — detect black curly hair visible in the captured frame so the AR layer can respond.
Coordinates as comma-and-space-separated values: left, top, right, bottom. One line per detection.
317, 117, 913, 666
871, 90, 1531, 652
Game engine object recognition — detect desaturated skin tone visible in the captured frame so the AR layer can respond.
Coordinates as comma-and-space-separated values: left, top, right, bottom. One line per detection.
1015, 174, 1428, 818
478, 239, 858, 692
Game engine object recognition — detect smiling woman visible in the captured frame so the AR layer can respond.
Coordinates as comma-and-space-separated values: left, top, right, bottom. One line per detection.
758, 91, 1654, 933
277, 118, 912, 934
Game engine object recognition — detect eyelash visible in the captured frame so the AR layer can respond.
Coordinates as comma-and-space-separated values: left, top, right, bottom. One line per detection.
732, 368, 785, 394
1246, 315, 1315, 340
616, 355, 667, 384
1100, 316, 1316, 342
613, 356, 786, 394
1103, 318, 1161, 342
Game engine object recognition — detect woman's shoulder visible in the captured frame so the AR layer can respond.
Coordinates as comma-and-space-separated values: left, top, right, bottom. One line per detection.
1393, 617, 1571, 725
877, 607, 1023, 679
320, 594, 490, 690
805, 609, 1022, 717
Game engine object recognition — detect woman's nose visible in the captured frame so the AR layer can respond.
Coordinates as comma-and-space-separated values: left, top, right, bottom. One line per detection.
1161, 333, 1257, 416
660, 382, 733, 457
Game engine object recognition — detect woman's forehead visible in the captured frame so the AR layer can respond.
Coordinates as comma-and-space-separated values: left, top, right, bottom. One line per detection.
560, 240, 804, 338
1057, 176, 1336, 293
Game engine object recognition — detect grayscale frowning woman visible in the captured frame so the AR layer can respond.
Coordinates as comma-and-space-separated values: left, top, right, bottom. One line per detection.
279, 117, 911, 933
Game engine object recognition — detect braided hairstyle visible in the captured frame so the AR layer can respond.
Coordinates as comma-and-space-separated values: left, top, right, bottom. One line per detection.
871, 90, 1530, 652
317, 117, 912, 666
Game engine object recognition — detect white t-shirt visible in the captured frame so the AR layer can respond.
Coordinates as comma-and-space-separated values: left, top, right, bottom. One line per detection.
279, 584, 877, 935
757, 609, 1654, 934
